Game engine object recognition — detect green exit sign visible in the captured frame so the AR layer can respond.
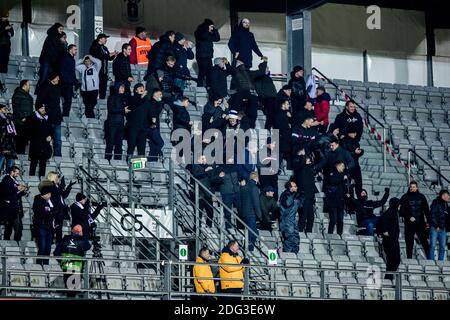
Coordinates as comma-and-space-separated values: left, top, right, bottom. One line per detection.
179, 245, 188, 261
130, 158, 146, 170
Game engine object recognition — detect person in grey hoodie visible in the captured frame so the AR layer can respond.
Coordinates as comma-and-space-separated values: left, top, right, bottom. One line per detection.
76, 55, 102, 118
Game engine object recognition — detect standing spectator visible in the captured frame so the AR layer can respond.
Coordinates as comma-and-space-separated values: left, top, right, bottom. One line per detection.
195, 19, 220, 87
257, 140, 279, 199
0, 11, 14, 94
279, 181, 303, 253
218, 240, 247, 300
316, 137, 356, 175
147, 88, 164, 162
36, 23, 65, 94
314, 86, 331, 134
0, 166, 28, 241
173, 33, 194, 92
126, 83, 151, 159
341, 126, 364, 196
334, 100, 364, 142
292, 100, 316, 128
291, 116, 320, 156
216, 164, 239, 230
228, 18, 264, 69
76, 55, 102, 118
105, 84, 129, 161
288, 66, 307, 115
273, 99, 292, 170
239, 172, 261, 251
145, 31, 176, 78
33, 184, 56, 265
208, 57, 232, 100
70, 193, 105, 240
326, 161, 348, 236
193, 247, 216, 300
113, 43, 134, 96
378, 197, 401, 280
259, 186, 279, 232
89, 33, 117, 99
201, 95, 227, 133
428, 190, 449, 261
59, 44, 78, 117
252, 60, 277, 130
399, 181, 431, 259
47, 172, 76, 244
172, 96, 193, 132
26, 104, 53, 177
129, 27, 152, 67
292, 148, 316, 234
36, 72, 62, 157
0, 104, 17, 172
276, 84, 292, 104
12, 80, 33, 154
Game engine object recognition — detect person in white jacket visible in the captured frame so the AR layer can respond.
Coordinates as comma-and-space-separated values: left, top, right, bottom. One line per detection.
76, 55, 102, 118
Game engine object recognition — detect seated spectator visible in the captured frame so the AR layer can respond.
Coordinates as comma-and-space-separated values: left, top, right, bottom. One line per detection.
314, 86, 331, 134
0, 104, 16, 172
193, 247, 216, 300
334, 100, 363, 142
259, 186, 279, 231
325, 161, 348, 236
208, 57, 232, 99
279, 180, 303, 253
429, 190, 449, 261
129, 27, 152, 67
12, 80, 34, 154
76, 55, 102, 118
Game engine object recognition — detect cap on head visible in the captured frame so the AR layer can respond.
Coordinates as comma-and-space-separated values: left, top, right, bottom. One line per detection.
96, 33, 110, 40
228, 110, 239, 120
175, 32, 185, 42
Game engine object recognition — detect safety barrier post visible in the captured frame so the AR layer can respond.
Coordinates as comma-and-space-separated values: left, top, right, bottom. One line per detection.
383, 128, 387, 173
1, 256, 6, 296
83, 259, 89, 299
163, 261, 172, 300
395, 272, 402, 300
408, 151, 411, 185
244, 264, 250, 297
320, 270, 325, 299
195, 181, 200, 255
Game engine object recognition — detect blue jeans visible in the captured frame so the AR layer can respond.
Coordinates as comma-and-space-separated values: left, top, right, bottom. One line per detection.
37, 227, 54, 265
429, 227, 447, 261
52, 124, 62, 157
0, 156, 14, 174
147, 128, 164, 162
221, 192, 240, 230
360, 217, 379, 236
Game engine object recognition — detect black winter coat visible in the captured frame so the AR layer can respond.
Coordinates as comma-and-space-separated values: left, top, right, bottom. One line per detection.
399, 191, 430, 224
341, 136, 364, 164
32, 195, 57, 230
325, 169, 348, 209
316, 146, 356, 173
228, 22, 263, 69
208, 64, 232, 99
292, 154, 317, 199
112, 53, 132, 82
59, 51, 77, 86
146, 35, 175, 75
54, 233, 91, 258
430, 197, 448, 230
231, 64, 255, 93
378, 200, 400, 239
195, 22, 220, 59
273, 109, 292, 153
126, 95, 151, 131
173, 44, 194, 76
216, 165, 240, 195
201, 102, 226, 132
252, 62, 277, 99
148, 98, 164, 129
70, 202, 102, 238
36, 81, 62, 125
334, 110, 364, 142
89, 40, 114, 75
25, 113, 53, 159
172, 104, 191, 131
0, 19, 14, 46
288, 75, 307, 111
12, 88, 34, 128
239, 180, 262, 220
348, 190, 389, 226
106, 92, 127, 126
0, 175, 26, 221
49, 182, 73, 222
39, 25, 65, 67
291, 125, 319, 155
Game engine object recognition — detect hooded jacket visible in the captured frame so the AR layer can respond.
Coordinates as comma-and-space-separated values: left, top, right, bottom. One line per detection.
76, 57, 102, 92
430, 197, 448, 230
378, 198, 401, 239
39, 24, 65, 66
146, 34, 175, 75
195, 20, 220, 59
228, 20, 263, 69
193, 256, 216, 293
218, 246, 244, 289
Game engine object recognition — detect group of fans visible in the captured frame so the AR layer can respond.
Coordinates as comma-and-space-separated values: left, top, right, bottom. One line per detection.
0, 10, 449, 299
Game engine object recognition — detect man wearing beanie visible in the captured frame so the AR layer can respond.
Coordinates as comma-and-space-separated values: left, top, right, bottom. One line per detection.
129, 26, 152, 66
194, 18, 221, 87
33, 184, 56, 265
25, 104, 53, 177
70, 193, 105, 240
173, 32, 194, 92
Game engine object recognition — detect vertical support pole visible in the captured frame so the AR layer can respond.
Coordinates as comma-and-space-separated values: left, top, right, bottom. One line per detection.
83, 259, 89, 299
1, 256, 6, 296
163, 261, 172, 300
21, 0, 31, 57
129, 161, 135, 252
243, 264, 250, 298
408, 150, 411, 185
395, 272, 402, 300
383, 128, 387, 173
244, 228, 249, 260
106, 177, 111, 225
363, 50, 369, 83
320, 270, 325, 299
79, 0, 103, 56
87, 157, 92, 199
286, 10, 312, 77
169, 159, 176, 237
219, 205, 224, 249
194, 181, 200, 255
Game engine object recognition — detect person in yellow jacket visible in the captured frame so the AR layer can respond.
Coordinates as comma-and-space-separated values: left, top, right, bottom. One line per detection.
192, 247, 216, 300
218, 240, 248, 300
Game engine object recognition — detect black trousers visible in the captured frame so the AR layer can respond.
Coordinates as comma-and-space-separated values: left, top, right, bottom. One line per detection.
350, 165, 363, 196
405, 220, 429, 259
99, 72, 109, 99
262, 97, 277, 130
127, 128, 147, 157
328, 206, 344, 235
4, 214, 23, 241
199, 196, 214, 228
197, 57, 212, 87
81, 90, 98, 119
383, 236, 400, 280
220, 288, 243, 300
55, 219, 63, 244
29, 157, 47, 177
61, 84, 74, 117
15, 125, 28, 154
299, 197, 315, 233
105, 124, 124, 161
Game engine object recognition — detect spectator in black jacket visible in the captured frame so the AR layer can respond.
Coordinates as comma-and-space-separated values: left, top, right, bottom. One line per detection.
59, 44, 78, 117
89, 33, 117, 99
428, 190, 449, 261
208, 58, 232, 100
113, 43, 134, 97
316, 137, 356, 174
26, 104, 53, 177
291, 116, 320, 156
33, 184, 56, 265
334, 100, 364, 142
36, 23, 64, 94
228, 18, 264, 69
326, 161, 349, 235
0, 166, 28, 240
273, 100, 292, 170
399, 181, 430, 259
378, 197, 401, 280
288, 66, 307, 115
70, 193, 105, 240
172, 96, 192, 132
126, 83, 151, 159
201, 95, 227, 133
173, 33, 194, 92
35, 72, 62, 157
105, 84, 129, 161
216, 163, 240, 230
12, 80, 34, 154
195, 19, 220, 87
239, 172, 261, 251
276, 84, 292, 105
347, 188, 389, 236
257, 140, 279, 200
0, 12, 14, 93
341, 125, 364, 196
259, 186, 279, 231
147, 89, 164, 162
145, 31, 176, 77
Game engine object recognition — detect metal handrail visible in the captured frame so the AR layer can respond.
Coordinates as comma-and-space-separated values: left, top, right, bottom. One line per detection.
408, 148, 450, 185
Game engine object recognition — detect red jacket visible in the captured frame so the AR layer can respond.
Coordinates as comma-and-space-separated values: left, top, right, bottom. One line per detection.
314, 94, 331, 127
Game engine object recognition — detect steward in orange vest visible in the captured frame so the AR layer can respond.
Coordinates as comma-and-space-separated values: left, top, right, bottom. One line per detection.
130, 27, 152, 66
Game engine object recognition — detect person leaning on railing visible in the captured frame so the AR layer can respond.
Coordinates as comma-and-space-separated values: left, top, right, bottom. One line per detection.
192, 247, 216, 300
218, 240, 248, 300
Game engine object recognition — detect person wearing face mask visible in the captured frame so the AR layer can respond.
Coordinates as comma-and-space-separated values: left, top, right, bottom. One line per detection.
346, 188, 390, 236
228, 19, 264, 69
208, 57, 232, 100
399, 181, 431, 259
193, 247, 216, 300
219, 240, 247, 300
147, 88, 164, 162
